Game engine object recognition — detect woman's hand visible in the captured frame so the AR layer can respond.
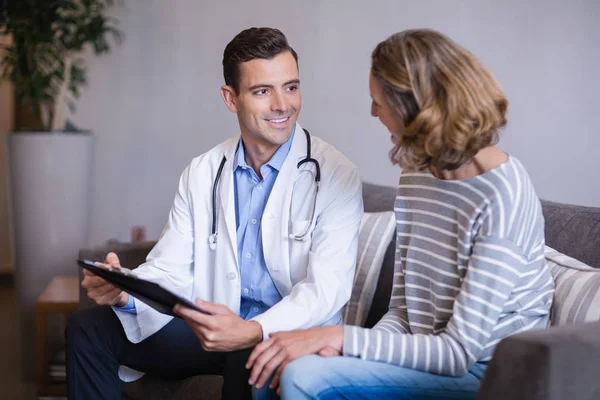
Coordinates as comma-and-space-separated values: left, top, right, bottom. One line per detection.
246, 325, 344, 390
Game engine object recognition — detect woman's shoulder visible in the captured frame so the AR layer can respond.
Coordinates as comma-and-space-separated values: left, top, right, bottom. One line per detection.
476, 156, 538, 208
473, 156, 545, 251
398, 156, 536, 206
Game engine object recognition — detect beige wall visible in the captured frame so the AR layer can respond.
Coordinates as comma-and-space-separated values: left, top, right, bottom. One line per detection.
78, 1, 600, 247
0, 35, 14, 273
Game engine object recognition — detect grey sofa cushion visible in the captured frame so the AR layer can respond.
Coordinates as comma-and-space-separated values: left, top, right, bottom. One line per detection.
362, 182, 397, 213
541, 200, 600, 269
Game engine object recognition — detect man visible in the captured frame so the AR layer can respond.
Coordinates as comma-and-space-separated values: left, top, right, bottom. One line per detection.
66, 27, 363, 400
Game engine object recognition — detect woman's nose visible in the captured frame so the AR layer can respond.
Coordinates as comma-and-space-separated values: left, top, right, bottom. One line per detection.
371, 102, 378, 117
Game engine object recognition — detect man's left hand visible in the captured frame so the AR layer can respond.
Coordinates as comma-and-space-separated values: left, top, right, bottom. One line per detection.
174, 299, 263, 352
246, 325, 344, 390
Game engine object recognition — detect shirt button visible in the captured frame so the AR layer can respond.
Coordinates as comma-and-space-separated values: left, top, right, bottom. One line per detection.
245, 253, 251, 259
227, 272, 236, 280
243, 288, 249, 294
257, 184, 262, 190
251, 218, 257, 225
253, 307, 259, 313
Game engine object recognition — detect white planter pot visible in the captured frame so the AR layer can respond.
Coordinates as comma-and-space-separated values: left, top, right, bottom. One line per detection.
7, 132, 94, 381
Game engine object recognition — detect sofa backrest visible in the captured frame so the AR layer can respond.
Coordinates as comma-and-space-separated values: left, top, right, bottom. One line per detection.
78, 182, 600, 321
360, 182, 600, 327
541, 200, 600, 269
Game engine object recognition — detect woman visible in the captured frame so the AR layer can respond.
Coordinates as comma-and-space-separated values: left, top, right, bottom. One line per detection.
248, 29, 554, 399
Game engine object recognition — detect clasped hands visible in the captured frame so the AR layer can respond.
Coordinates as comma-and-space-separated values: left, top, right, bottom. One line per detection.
246, 325, 344, 394
176, 303, 344, 394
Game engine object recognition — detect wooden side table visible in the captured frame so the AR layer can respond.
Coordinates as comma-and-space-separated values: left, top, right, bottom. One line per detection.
36, 275, 79, 397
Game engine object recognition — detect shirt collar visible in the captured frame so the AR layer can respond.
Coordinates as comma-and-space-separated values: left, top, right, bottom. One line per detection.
233, 125, 296, 172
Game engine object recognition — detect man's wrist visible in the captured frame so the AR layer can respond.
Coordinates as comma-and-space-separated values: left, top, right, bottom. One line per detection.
116, 292, 129, 307
247, 320, 264, 346
326, 325, 344, 352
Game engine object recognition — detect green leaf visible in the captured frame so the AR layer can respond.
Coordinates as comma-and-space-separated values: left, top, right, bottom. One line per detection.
1, 0, 123, 127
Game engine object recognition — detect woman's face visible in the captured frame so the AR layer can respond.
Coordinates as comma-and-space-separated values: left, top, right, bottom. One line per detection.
369, 73, 405, 144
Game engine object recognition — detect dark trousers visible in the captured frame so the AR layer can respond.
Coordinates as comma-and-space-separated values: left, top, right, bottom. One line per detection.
66, 306, 252, 400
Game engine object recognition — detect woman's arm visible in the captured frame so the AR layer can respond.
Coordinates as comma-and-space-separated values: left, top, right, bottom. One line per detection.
371, 256, 411, 334
344, 236, 535, 377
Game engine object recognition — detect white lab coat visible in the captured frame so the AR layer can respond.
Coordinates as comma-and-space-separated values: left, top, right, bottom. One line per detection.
113, 123, 363, 381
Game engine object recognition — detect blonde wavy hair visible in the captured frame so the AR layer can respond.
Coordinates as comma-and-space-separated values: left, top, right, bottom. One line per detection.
371, 29, 508, 171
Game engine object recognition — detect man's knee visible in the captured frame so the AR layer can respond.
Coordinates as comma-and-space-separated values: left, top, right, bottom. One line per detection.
66, 308, 90, 343
66, 306, 119, 346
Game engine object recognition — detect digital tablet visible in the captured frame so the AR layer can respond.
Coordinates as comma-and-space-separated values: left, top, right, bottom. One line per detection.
77, 259, 207, 317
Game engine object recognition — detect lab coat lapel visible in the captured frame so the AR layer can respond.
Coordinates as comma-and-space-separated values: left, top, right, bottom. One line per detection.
218, 135, 240, 268
263, 123, 306, 284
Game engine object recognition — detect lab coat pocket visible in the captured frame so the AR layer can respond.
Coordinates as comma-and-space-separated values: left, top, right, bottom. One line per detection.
288, 219, 312, 282
289, 219, 312, 240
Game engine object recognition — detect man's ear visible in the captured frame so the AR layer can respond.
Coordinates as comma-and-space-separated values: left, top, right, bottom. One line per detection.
220, 85, 238, 113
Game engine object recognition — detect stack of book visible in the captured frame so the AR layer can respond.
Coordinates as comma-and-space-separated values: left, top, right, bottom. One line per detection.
48, 349, 66, 383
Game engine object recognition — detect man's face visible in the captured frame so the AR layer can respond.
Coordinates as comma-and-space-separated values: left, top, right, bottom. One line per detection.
222, 51, 302, 150
369, 72, 405, 144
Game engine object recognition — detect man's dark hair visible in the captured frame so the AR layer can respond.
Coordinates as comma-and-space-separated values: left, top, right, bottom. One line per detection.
222, 27, 298, 94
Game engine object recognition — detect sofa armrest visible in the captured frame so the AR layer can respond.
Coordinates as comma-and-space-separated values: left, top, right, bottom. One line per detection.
78, 240, 157, 310
477, 321, 600, 400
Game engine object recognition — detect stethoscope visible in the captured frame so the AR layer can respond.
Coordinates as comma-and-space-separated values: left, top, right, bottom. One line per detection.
208, 128, 320, 250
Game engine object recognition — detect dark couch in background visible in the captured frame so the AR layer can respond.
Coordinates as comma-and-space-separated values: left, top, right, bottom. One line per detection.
77, 182, 600, 400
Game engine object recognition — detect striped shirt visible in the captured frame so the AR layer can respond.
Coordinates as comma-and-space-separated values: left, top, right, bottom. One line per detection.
343, 156, 554, 376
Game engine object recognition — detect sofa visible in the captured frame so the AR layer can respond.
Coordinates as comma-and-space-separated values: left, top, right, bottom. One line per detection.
77, 182, 600, 400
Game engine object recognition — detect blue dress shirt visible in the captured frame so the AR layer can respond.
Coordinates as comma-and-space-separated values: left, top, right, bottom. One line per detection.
233, 127, 295, 319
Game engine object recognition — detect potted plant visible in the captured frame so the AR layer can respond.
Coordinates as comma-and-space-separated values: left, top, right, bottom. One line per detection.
0, 0, 122, 381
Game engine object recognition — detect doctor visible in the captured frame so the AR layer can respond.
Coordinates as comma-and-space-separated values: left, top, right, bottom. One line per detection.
66, 27, 363, 400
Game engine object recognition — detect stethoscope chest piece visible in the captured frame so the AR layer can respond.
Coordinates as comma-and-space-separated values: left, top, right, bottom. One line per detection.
208, 233, 217, 250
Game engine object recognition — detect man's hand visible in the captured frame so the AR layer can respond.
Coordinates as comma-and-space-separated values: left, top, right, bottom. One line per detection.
81, 252, 129, 306
174, 300, 263, 352
246, 325, 344, 390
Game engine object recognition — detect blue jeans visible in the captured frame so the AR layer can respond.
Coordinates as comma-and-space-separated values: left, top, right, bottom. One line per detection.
271, 355, 487, 400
